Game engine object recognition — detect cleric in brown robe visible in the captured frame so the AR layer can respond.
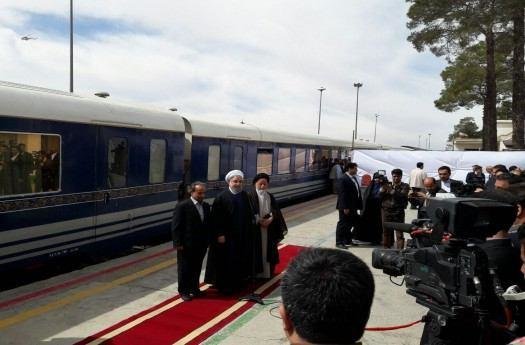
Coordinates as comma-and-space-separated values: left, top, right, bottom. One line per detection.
204, 170, 259, 294
247, 173, 288, 278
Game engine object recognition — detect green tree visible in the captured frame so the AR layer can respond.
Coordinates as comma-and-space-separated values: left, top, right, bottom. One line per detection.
448, 116, 481, 141
407, 0, 505, 150
434, 42, 512, 116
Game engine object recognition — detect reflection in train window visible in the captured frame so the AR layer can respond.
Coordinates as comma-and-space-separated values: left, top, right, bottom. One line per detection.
295, 148, 306, 173
308, 149, 319, 171
321, 149, 329, 169
149, 139, 166, 183
278, 147, 291, 174
233, 146, 243, 171
207, 145, 221, 181
257, 148, 273, 175
0, 132, 61, 196
108, 137, 128, 188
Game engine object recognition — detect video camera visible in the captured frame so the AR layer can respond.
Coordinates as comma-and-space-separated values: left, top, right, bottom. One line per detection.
372, 197, 517, 344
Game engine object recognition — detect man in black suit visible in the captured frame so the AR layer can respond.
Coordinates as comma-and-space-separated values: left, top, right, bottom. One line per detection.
172, 181, 211, 301
335, 162, 362, 249
436, 165, 463, 195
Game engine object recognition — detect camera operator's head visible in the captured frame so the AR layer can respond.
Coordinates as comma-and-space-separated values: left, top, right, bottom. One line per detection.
437, 166, 451, 182
391, 168, 403, 185
345, 162, 358, 176
279, 248, 375, 345
495, 173, 511, 190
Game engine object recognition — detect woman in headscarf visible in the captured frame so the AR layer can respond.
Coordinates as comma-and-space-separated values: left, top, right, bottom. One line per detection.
204, 170, 259, 294
248, 173, 288, 279
355, 172, 385, 245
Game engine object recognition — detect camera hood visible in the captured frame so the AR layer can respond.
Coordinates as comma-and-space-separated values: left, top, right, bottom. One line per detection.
426, 197, 515, 239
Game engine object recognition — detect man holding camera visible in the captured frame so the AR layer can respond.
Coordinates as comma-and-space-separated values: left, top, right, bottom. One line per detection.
380, 168, 410, 249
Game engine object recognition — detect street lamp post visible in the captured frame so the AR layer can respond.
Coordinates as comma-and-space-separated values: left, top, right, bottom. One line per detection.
317, 87, 326, 135
69, 0, 74, 93
427, 133, 432, 150
353, 82, 363, 140
373, 113, 380, 143
418, 135, 421, 148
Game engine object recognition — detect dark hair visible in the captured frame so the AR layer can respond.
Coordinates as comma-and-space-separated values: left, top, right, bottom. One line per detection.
281, 248, 374, 344
190, 181, 206, 192
252, 173, 270, 185
345, 162, 358, 171
416, 162, 424, 168
438, 166, 451, 174
493, 164, 508, 174
391, 168, 403, 176
509, 165, 518, 172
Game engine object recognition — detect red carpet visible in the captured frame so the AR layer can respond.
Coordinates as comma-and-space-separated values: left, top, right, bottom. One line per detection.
76, 244, 304, 345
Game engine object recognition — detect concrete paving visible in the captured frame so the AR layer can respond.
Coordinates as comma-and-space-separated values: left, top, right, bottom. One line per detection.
0, 196, 427, 344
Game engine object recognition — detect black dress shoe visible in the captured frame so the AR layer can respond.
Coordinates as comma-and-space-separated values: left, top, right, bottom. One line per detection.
191, 290, 206, 298
180, 293, 192, 301
335, 244, 348, 249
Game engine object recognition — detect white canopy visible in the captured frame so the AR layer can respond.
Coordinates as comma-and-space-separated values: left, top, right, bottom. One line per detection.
352, 150, 525, 183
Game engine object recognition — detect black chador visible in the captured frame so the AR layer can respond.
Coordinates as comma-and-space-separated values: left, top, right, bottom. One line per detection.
204, 189, 260, 293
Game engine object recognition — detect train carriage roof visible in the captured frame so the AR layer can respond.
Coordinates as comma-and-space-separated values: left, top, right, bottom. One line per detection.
0, 81, 185, 132
186, 117, 385, 149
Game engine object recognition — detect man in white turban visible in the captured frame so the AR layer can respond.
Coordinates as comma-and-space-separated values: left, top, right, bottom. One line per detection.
205, 169, 260, 294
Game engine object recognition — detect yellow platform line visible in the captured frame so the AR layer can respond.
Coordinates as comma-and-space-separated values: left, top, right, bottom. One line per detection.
0, 258, 177, 330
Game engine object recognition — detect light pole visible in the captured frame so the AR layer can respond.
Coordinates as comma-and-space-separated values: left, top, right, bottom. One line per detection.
418, 135, 421, 148
373, 113, 380, 143
69, 0, 74, 93
317, 87, 326, 135
353, 82, 363, 140
427, 133, 431, 150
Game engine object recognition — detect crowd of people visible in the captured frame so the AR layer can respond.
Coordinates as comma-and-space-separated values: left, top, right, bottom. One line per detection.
331, 158, 525, 344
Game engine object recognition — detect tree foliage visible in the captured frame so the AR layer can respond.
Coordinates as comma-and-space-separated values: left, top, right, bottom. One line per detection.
406, 0, 509, 150
448, 116, 481, 141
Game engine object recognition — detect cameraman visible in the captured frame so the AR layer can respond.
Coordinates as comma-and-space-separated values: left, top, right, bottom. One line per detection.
380, 168, 410, 249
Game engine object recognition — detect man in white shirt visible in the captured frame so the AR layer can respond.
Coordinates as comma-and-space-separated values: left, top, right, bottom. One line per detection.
409, 162, 427, 209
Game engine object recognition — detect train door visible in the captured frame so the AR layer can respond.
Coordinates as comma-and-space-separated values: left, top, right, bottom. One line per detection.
94, 126, 132, 242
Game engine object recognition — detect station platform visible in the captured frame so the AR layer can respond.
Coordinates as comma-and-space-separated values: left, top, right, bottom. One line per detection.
0, 195, 426, 345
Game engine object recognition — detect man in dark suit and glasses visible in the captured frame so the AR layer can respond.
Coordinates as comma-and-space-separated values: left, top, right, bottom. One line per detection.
172, 181, 211, 301
336, 162, 362, 248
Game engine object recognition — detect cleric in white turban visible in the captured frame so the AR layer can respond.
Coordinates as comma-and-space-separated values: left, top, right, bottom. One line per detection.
205, 168, 261, 294
225, 169, 244, 183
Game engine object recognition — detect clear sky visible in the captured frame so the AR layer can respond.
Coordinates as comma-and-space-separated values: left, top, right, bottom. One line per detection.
0, 0, 481, 149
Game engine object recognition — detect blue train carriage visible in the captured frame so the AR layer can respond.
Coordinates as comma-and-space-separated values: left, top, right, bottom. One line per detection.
0, 82, 186, 272
184, 118, 380, 203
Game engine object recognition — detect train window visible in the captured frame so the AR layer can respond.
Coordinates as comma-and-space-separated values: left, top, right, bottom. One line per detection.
207, 145, 221, 181
277, 147, 291, 174
233, 146, 243, 171
0, 132, 60, 196
331, 150, 339, 159
321, 149, 329, 169
256, 148, 273, 175
294, 148, 306, 172
149, 139, 166, 183
108, 137, 128, 188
